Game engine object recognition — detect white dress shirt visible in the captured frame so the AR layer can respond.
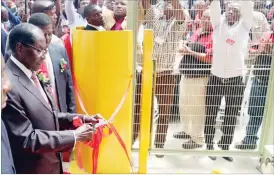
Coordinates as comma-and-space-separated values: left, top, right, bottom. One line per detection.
44, 52, 59, 106
210, 0, 253, 78
87, 24, 106, 31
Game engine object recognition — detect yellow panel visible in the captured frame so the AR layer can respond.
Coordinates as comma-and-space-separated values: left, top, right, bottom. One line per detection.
138, 30, 153, 174
70, 29, 133, 174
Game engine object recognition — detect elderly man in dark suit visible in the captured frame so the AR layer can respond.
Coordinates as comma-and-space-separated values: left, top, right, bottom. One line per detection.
28, 13, 76, 114
1, 56, 15, 174
2, 23, 97, 174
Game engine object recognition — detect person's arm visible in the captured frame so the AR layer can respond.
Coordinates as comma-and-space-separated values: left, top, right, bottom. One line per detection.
65, 0, 78, 26
240, 0, 253, 31
187, 50, 212, 63
1, 2, 20, 25
209, 0, 221, 29
261, 12, 271, 33
55, 0, 61, 16
179, 43, 213, 64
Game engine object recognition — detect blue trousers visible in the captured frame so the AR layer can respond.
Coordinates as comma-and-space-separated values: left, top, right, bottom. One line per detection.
243, 79, 268, 144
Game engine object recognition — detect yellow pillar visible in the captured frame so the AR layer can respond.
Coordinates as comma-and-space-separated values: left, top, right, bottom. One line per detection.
69, 29, 133, 174
138, 30, 154, 174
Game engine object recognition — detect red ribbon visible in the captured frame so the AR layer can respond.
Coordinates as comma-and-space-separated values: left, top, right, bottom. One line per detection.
72, 74, 133, 174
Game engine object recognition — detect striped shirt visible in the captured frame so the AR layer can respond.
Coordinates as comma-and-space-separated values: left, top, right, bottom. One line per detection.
139, 7, 188, 73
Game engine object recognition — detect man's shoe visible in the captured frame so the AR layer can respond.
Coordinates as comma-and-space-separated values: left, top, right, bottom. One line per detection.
182, 140, 203, 149
155, 144, 164, 158
206, 144, 216, 160
209, 156, 217, 161
234, 142, 257, 150
223, 157, 233, 162
217, 142, 233, 162
173, 131, 191, 139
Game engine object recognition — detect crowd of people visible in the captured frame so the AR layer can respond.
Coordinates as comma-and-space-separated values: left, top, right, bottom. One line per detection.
0, 0, 273, 174
135, 0, 273, 162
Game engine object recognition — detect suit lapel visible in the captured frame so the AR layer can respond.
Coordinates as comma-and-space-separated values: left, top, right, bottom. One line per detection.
85, 25, 97, 31
7, 60, 53, 112
41, 83, 60, 130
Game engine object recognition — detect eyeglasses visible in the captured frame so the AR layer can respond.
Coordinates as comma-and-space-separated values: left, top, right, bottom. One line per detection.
21, 42, 48, 57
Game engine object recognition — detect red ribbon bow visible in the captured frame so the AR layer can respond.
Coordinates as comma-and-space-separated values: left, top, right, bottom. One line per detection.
71, 75, 133, 174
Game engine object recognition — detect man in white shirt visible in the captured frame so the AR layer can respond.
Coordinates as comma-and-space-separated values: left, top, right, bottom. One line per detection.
204, 0, 253, 162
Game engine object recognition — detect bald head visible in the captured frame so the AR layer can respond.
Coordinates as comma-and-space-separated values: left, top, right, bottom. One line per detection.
9, 23, 47, 71
31, 0, 57, 30
228, 2, 241, 11
31, 0, 55, 13
225, 2, 241, 26
201, 9, 212, 32
9, 23, 44, 53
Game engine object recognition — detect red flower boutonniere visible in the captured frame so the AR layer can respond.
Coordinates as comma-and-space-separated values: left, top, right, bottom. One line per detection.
37, 70, 50, 85
60, 58, 68, 73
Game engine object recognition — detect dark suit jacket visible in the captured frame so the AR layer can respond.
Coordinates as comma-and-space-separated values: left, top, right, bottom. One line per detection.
48, 44, 76, 113
1, 120, 16, 174
84, 25, 98, 31
1, 28, 7, 57
2, 59, 79, 174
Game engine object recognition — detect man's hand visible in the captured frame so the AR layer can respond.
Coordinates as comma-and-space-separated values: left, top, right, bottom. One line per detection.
82, 114, 100, 124
74, 123, 96, 142
179, 44, 191, 54
258, 38, 273, 54
21, 14, 29, 22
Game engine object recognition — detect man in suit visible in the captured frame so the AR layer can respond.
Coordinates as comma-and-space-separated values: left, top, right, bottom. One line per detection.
1, 56, 15, 174
31, 0, 64, 47
28, 13, 76, 114
84, 4, 105, 31
2, 23, 97, 174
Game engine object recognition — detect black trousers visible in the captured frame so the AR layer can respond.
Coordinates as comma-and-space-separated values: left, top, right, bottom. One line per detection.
204, 75, 245, 149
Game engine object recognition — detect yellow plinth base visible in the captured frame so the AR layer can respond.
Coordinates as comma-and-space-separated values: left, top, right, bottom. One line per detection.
71, 30, 133, 174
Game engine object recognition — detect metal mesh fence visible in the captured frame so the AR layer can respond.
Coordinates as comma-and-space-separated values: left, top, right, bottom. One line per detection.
132, 0, 274, 158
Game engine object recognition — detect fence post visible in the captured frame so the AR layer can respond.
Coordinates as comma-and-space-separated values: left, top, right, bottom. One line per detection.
139, 30, 154, 174
259, 46, 274, 155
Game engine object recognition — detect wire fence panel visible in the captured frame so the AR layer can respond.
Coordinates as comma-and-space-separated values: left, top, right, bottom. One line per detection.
132, 0, 274, 159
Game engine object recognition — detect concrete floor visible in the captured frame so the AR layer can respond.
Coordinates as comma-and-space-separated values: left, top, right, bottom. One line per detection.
131, 123, 261, 174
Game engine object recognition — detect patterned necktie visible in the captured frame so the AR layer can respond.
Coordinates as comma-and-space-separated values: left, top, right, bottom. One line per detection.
31, 72, 49, 104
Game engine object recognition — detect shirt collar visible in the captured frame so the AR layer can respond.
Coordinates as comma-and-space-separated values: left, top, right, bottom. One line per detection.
87, 24, 106, 31
114, 16, 125, 23
10, 55, 33, 79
